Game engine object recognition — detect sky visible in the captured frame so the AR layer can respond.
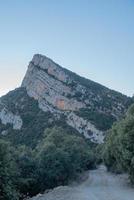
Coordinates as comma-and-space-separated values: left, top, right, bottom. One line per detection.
0, 0, 134, 97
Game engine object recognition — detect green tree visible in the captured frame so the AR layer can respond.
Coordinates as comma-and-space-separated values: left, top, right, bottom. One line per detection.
35, 127, 96, 192
103, 104, 134, 183
0, 140, 19, 200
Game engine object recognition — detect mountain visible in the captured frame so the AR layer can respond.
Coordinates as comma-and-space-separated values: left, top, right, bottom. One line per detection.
0, 54, 133, 146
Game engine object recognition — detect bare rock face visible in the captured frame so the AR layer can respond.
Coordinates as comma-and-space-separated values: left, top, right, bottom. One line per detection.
22, 54, 85, 112
20, 54, 133, 143
21, 54, 105, 143
67, 112, 104, 143
0, 107, 22, 130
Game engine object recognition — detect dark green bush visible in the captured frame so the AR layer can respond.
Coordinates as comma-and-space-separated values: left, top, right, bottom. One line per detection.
35, 127, 96, 192
103, 104, 134, 183
0, 140, 19, 200
0, 126, 96, 199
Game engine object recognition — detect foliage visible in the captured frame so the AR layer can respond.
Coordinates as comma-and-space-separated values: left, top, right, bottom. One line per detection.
35, 127, 96, 192
0, 88, 53, 147
76, 108, 116, 131
0, 140, 19, 200
63, 66, 133, 109
0, 75, 133, 199
103, 104, 134, 183
0, 83, 133, 147
0, 126, 96, 199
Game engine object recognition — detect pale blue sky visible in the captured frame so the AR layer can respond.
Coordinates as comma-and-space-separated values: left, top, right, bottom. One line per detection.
0, 0, 134, 96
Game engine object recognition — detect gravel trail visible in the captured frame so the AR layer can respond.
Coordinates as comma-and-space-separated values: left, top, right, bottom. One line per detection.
31, 166, 134, 200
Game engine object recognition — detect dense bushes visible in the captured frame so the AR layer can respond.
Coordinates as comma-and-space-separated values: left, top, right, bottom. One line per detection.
103, 104, 134, 183
0, 140, 19, 200
36, 127, 95, 191
0, 126, 96, 199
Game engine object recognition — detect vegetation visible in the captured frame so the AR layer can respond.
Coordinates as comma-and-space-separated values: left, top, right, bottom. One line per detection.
0, 81, 133, 147
103, 103, 134, 183
0, 88, 54, 147
0, 126, 96, 200
0, 88, 83, 148
76, 108, 116, 131
62, 65, 133, 110
0, 72, 133, 199
0, 140, 19, 200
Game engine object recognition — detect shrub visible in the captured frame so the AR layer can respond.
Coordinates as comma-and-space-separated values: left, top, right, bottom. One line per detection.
103, 104, 134, 183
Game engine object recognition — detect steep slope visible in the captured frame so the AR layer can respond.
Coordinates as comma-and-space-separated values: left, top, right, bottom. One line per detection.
0, 88, 78, 147
0, 54, 133, 145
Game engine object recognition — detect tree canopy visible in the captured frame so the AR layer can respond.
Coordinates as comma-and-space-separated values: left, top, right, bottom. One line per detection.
103, 104, 134, 183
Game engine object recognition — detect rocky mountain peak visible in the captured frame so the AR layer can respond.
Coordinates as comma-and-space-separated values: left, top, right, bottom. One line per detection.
0, 54, 133, 144
21, 54, 84, 112
24, 54, 71, 84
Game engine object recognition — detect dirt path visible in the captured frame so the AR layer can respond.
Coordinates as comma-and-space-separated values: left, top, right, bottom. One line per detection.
31, 166, 134, 200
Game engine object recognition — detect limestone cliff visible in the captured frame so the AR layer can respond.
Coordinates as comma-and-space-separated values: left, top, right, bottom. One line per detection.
22, 54, 85, 112
0, 107, 22, 130
0, 54, 133, 144
19, 54, 132, 143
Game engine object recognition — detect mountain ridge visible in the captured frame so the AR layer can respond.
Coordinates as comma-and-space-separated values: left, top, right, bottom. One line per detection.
0, 54, 133, 145
24, 54, 130, 97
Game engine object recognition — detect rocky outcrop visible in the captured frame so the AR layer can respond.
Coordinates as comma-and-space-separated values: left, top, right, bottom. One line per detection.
22, 54, 85, 112
21, 54, 105, 143
20, 54, 132, 143
0, 107, 22, 130
67, 112, 104, 143
0, 54, 132, 144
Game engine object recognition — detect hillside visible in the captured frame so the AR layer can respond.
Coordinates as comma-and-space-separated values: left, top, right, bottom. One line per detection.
0, 54, 133, 199
0, 54, 133, 146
